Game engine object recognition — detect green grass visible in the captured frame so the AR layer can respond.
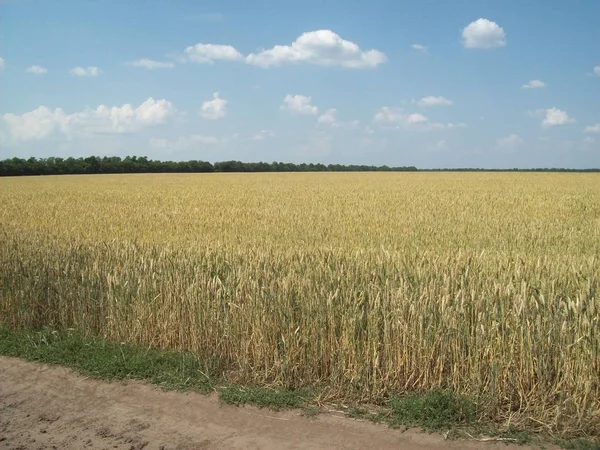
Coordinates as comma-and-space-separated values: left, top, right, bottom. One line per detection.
1, 327, 598, 449
344, 391, 479, 433
218, 385, 310, 409
386, 389, 477, 430
0, 327, 215, 393
554, 438, 600, 450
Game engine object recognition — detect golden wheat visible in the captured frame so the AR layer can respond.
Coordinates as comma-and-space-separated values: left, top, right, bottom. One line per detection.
0, 172, 598, 436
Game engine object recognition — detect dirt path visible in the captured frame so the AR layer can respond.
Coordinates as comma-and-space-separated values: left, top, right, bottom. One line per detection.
0, 357, 549, 450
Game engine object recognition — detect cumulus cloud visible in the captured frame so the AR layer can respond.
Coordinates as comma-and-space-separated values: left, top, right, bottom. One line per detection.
26, 65, 48, 74
128, 59, 175, 69
496, 133, 523, 149
183, 43, 243, 64
462, 19, 506, 49
406, 113, 429, 124
69, 66, 101, 77
317, 109, 360, 129
541, 108, 574, 127
201, 92, 227, 119
318, 109, 338, 125
584, 124, 600, 133
251, 130, 275, 141
411, 44, 427, 52
280, 94, 318, 115
521, 80, 546, 89
373, 107, 465, 131
246, 30, 386, 68
0, 56, 4, 70
2, 97, 174, 143
594, 66, 600, 76
417, 96, 453, 107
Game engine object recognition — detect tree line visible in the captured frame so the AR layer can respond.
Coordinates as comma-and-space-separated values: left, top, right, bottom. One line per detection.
0, 156, 597, 176
0, 156, 417, 176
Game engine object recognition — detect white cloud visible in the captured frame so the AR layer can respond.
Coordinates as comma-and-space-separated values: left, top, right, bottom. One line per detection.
373, 107, 465, 131
69, 66, 101, 77
246, 30, 386, 68
0, 56, 4, 70
418, 96, 453, 107
128, 59, 175, 69
584, 124, 600, 133
251, 130, 275, 141
183, 43, 243, 64
26, 65, 48, 74
150, 134, 220, 150
280, 94, 318, 115
522, 80, 546, 89
406, 113, 429, 124
462, 19, 506, 49
318, 109, 338, 124
411, 44, 427, 52
317, 109, 360, 129
541, 108, 574, 127
201, 92, 227, 119
2, 97, 174, 143
594, 66, 600, 76
496, 133, 523, 149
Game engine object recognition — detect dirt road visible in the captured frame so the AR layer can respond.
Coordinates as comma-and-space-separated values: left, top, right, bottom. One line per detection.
0, 357, 548, 450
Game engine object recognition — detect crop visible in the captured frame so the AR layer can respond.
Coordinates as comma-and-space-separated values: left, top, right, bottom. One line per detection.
0, 172, 598, 436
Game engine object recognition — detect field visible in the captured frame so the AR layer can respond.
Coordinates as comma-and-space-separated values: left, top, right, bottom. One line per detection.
0, 172, 599, 437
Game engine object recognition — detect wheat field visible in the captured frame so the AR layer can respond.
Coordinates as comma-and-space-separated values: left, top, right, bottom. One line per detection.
0, 172, 598, 436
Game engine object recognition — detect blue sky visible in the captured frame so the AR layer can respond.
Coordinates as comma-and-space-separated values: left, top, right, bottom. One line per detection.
0, 0, 599, 168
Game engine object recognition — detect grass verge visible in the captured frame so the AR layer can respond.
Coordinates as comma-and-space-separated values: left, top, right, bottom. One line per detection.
0, 327, 598, 449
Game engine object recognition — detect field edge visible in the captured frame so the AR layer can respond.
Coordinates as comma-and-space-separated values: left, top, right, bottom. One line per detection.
1, 327, 597, 449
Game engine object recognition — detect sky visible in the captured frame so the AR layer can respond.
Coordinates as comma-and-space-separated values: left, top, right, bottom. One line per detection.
0, 0, 599, 169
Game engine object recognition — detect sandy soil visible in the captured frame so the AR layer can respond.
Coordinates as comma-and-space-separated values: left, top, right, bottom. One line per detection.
0, 357, 550, 450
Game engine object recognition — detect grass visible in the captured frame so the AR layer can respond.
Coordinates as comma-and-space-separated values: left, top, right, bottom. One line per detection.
218, 385, 310, 409
386, 389, 478, 430
0, 172, 599, 439
0, 327, 215, 393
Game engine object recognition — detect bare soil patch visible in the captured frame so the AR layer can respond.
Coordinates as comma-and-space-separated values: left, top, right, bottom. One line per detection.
0, 357, 551, 450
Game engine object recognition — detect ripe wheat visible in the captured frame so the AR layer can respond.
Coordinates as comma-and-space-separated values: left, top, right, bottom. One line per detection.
0, 172, 598, 436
